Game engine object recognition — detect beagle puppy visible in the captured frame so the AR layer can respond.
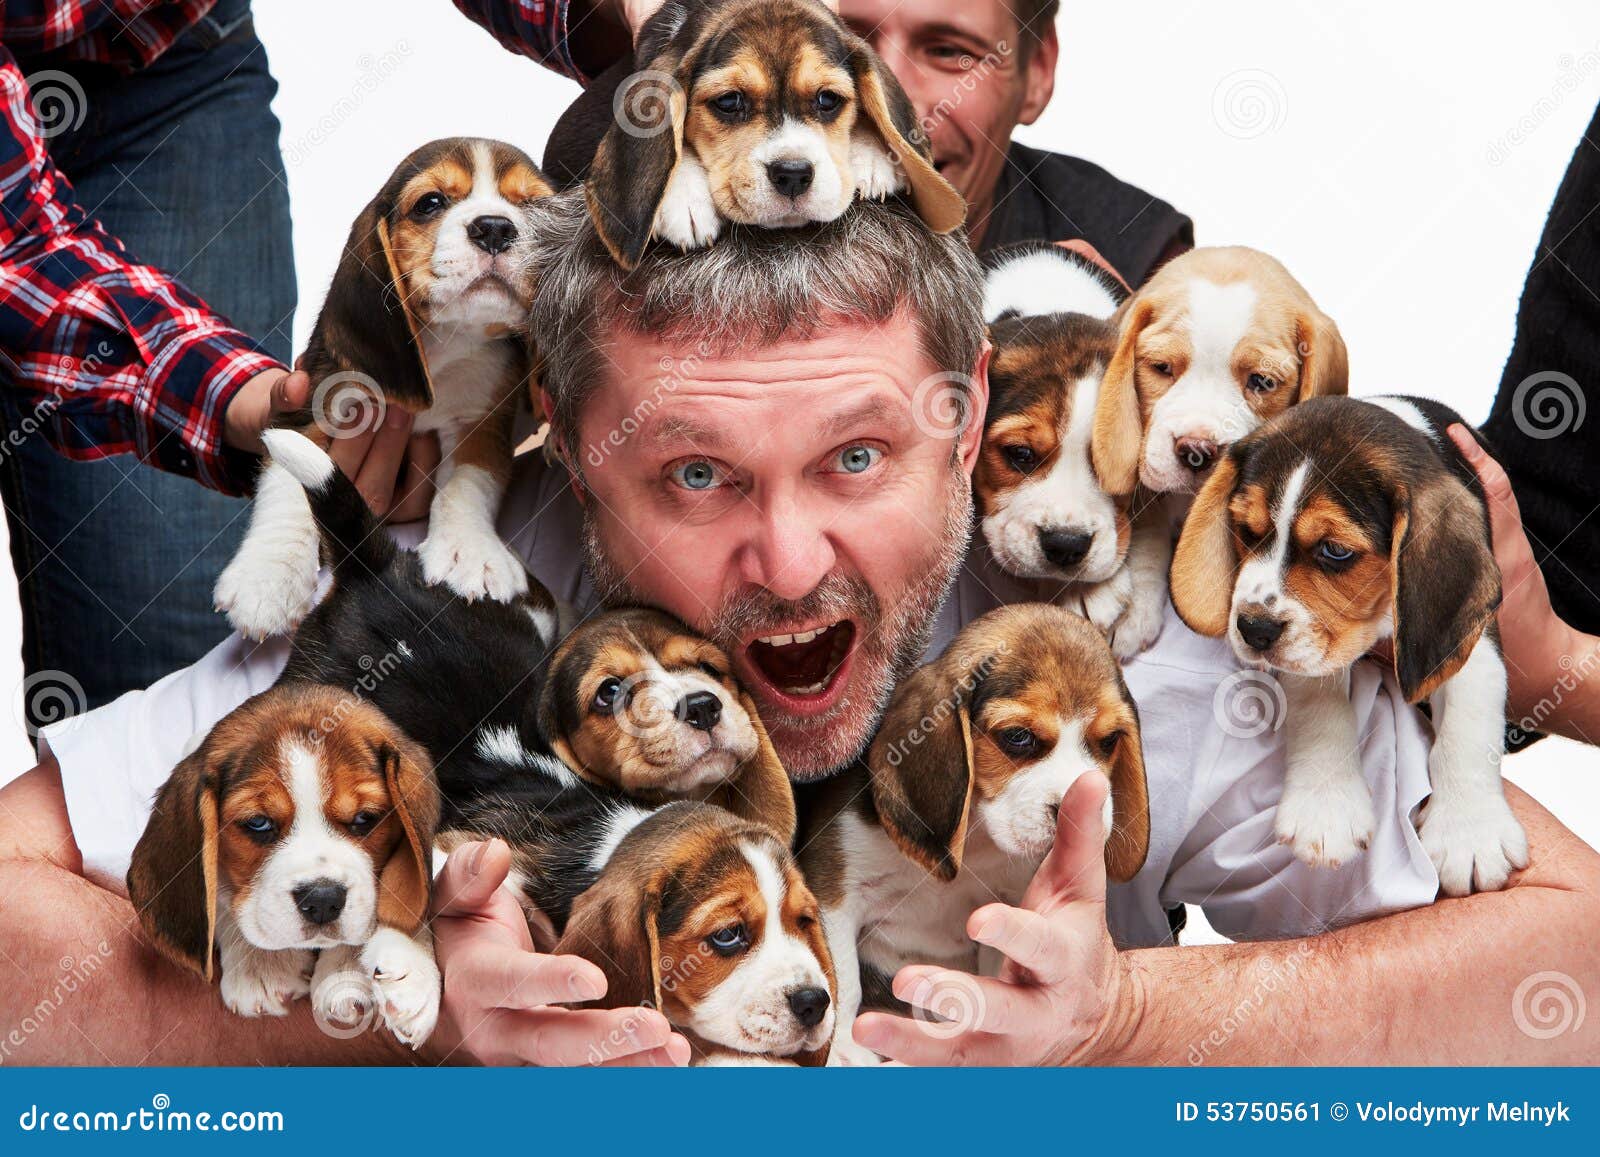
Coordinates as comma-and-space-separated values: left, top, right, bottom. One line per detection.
491, 801, 835, 1065
977, 244, 1170, 658
584, 0, 964, 268
798, 603, 1150, 1065
127, 684, 441, 1047
264, 430, 792, 838
215, 137, 555, 639
1170, 395, 1527, 895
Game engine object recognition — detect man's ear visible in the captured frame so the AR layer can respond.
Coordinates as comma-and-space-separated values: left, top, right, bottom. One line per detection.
555, 869, 665, 1012
1103, 695, 1151, 884
1092, 298, 1152, 496
1389, 477, 1502, 703
1016, 23, 1059, 126
127, 749, 221, 980
1295, 307, 1349, 400
708, 692, 796, 843
303, 201, 433, 411
1169, 450, 1242, 637
376, 740, 440, 933
586, 50, 691, 270
865, 656, 978, 881
958, 343, 993, 474
848, 45, 966, 234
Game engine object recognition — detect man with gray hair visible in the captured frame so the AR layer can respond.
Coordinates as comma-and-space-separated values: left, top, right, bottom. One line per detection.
3, 194, 1596, 1065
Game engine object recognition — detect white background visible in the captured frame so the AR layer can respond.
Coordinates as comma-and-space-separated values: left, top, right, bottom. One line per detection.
2, 2, 1597, 917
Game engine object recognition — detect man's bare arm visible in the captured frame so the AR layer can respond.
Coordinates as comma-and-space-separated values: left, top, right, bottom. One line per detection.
0, 759, 413, 1065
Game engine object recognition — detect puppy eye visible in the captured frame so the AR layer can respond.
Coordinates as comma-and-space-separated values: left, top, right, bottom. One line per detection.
1149, 361, 1173, 377
1002, 445, 1038, 473
698, 661, 723, 680
1098, 730, 1123, 758
412, 192, 448, 219
1247, 372, 1277, 393
995, 727, 1038, 757
795, 913, 816, 931
593, 676, 624, 713
348, 810, 379, 836
815, 89, 844, 114
239, 815, 277, 840
710, 91, 749, 120
1315, 540, 1356, 566
706, 924, 750, 956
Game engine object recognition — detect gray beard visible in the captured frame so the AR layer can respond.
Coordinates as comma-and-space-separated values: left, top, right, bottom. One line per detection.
579, 463, 974, 780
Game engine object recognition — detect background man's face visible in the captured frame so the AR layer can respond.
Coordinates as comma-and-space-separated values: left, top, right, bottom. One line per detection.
572, 314, 989, 780
840, 0, 1057, 245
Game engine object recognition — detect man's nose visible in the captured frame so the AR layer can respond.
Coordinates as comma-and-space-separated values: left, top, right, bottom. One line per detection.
741, 497, 838, 601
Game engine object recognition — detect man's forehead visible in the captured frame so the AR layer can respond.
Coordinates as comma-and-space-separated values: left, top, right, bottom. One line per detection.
638, 386, 917, 454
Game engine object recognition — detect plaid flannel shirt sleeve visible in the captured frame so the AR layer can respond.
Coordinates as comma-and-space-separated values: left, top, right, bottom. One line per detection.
0, 46, 278, 495
452, 0, 591, 83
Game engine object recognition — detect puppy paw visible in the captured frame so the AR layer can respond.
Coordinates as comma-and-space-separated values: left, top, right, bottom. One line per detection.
653, 156, 721, 250
1078, 570, 1133, 640
310, 950, 377, 1035
214, 546, 318, 639
220, 948, 314, 1018
1418, 791, 1529, 896
1108, 585, 1166, 660
1274, 774, 1376, 869
418, 528, 528, 604
829, 1035, 883, 1067
363, 929, 441, 1049
851, 132, 906, 201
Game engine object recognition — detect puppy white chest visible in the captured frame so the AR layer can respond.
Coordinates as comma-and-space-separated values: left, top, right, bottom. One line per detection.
413, 330, 517, 434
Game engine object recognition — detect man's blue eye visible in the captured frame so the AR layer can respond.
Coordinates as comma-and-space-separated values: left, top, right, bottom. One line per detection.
707, 924, 750, 955
837, 446, 881, 474
1316, 541, 1355, 564
672, 461, 720, 491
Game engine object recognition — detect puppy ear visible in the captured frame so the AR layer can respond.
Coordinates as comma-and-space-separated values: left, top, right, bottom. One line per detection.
1103, 696, 1151, 884
849, 47, 965, 234
127, 749, 221, 981
376, 741, 440, 933
1295, 307, 1348, 400
865, 657, 977, 881
708, 692, 796, 843
1169, 450, 1241, 637
555, 870, 665, 1012
586, 52, 690, 270
1092, 298, 1152, 496
306, 202, 433, 410
1389, 477, 1502, 703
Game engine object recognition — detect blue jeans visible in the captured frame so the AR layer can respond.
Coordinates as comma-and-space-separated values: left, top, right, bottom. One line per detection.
0, 0, 295, 729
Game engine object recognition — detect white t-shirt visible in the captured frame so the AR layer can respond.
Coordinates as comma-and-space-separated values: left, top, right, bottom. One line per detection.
41, 445, 1440, 948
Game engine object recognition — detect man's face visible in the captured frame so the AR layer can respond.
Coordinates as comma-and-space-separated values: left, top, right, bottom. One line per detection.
840, 0, 1057, 241
572, 314, 989, 780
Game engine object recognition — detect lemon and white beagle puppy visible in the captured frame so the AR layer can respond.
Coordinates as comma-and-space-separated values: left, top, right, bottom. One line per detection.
215, 137, 554, 639
584, 0, 963, 268
128, 685, 441, 1047
977, 244, 1170, 657
1171, 395, 1527, 895
798, 604, 1150, 1065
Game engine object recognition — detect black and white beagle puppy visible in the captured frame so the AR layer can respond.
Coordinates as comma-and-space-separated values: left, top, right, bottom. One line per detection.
216, 137, 555, 639
798, 604, 1150, 1065
582, 0, 964, 268
978, 244, 1171, 658
128, 684, 441, 1046
1170, 395, 1527, 895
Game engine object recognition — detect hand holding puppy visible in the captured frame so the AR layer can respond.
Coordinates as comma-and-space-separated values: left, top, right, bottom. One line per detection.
852, 773, 1134, 1066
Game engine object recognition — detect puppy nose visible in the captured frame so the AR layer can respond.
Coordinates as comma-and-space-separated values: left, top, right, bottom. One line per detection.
1174, 436, 1219, 473
677, 690, 722, 732
1236, 613, 1286, 654
292, 880, 347, 926
466, 214, 517, 254
766, 159, 814, 198
1038, 528, 1093, 568
787, 986, 831, 1028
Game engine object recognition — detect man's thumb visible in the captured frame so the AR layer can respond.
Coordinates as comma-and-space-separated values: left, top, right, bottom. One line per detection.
1023, 771, 1110, 911
432, 838, 512, 917
272, 369, 312, 416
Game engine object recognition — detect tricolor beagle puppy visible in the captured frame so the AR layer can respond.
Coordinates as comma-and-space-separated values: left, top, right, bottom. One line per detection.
128, 684, 441, 1046
584, 0, 964, 268
798, 604, 1150, 1064
215, 137, 555, 639
1170, 395, 1527, 895
977, 244, 1171, 657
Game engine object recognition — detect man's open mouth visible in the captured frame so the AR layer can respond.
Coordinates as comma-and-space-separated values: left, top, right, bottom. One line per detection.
744, 620, 854, 705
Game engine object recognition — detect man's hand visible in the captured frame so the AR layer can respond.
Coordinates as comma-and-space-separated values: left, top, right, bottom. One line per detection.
852, 773, 1137, 1065
424, 839, 691, 1067
224, 367, 439, 522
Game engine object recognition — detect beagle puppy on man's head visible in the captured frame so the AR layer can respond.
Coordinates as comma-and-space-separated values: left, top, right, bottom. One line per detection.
798, 604, 1150, 1064
552, 802, 836, 1066
976, 244, 1170, 658
216, 137, 555, 639
128, 685, 441, 1047
1171, 395, 1527, 895
583, 0, 964, 268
